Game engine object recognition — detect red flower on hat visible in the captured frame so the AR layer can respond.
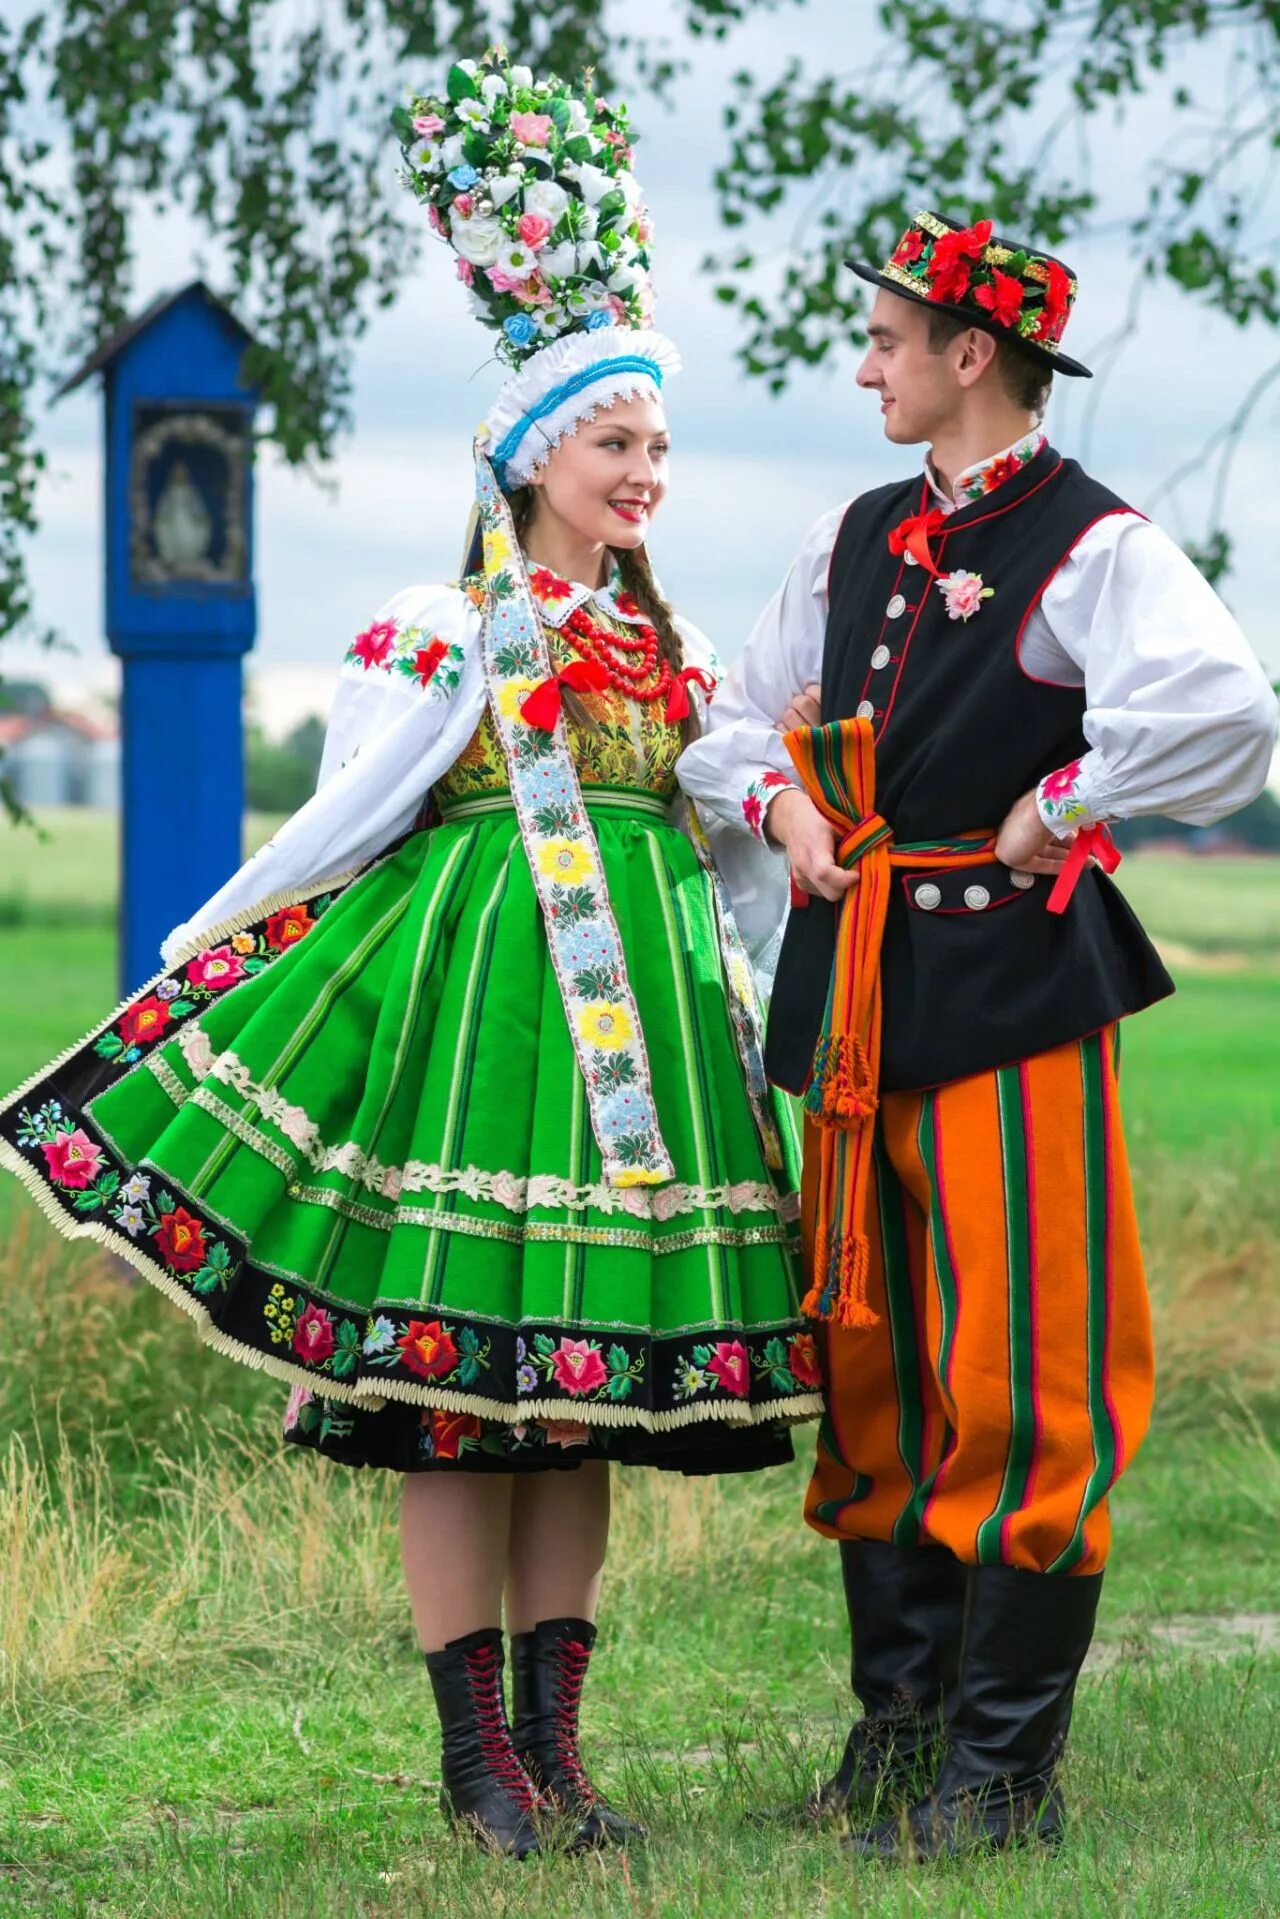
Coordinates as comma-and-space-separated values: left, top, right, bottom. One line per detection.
891, 228, 925, 268
974, 269, 1025, 329
926, 218, 993, 305
1034, 259, 1072, 343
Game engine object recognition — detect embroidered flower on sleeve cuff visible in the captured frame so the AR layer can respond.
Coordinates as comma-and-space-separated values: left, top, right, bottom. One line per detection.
742, 769, 797, 840
1037, 758, 1100, 837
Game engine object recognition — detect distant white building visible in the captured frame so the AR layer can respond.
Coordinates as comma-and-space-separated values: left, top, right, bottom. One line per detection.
0, 710, 119, 808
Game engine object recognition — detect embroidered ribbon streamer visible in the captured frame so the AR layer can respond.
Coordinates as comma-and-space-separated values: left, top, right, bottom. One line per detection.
665, 666, 717, 724
1046, 821, 1121, 915
473, 449, 674, 1187
520, 658, 610, 731
784, 718, 996, 1329
887, 506, 946, 577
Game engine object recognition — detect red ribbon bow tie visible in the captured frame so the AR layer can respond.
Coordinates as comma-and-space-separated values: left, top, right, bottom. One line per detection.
519, 659, 610, 731
665, 666, 717, 724
887, 506, 946, 578
1046, 821, 1121, 915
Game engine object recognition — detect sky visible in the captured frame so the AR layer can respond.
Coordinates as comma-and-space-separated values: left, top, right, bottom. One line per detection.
7, 0, 1279, 735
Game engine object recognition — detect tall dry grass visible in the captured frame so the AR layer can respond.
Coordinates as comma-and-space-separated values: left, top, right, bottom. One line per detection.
0, 1148, 1275, 1727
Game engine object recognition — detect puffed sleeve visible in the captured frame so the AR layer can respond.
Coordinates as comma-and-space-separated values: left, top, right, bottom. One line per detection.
1030, 517, 1279, 836
160, 584, 486, 964
676, 504, 845, 840
318, 581, 483, 787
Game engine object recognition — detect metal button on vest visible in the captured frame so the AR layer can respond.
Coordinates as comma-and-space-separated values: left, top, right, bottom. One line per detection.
964, 885, 991, 911
915, 883, 942, 910
903, 550, 919, 567
1010, 870, 1036, 890
856, 699, 876, 719
870, 644, 891, 670
886, 593, 907, 619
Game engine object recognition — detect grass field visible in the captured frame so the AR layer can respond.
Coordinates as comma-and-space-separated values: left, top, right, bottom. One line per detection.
1, 813, 1277, 1915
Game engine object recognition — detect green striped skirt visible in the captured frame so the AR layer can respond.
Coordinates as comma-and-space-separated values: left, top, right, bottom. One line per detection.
1, 790, 822, 1472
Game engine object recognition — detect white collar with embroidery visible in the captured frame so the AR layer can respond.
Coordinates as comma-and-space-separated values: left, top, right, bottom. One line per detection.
524, 558, 649, 629
924, 429, 1046, 515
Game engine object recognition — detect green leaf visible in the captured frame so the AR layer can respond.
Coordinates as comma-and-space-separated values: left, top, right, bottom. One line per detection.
691, 1344, 712, 1368
762, 1336, 788, 1368
167, 999, 197, 1017
607, 1343, 631, 1374
533, 1333, 556, 1357
72, 1190, 105, 1213
206, 1241, 233, 1272
329, 1346, 357, 1379
595, 189, 627, 222
562, 135, 594, 163
549, 98, 572, 134
94, 1033, 124, 1060
606, 1373, 635, 1401
446, 64, 477, 103
390, 105, 414, 145
456, 1357, 480, 1387
190, 1267, 222, 1295
96, 1170, 120, 1198
458, 1326, 482, 1355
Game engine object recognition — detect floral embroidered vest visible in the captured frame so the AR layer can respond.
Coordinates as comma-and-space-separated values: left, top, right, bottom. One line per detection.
766, 445, 1173, 1096
436, 593, 682, 807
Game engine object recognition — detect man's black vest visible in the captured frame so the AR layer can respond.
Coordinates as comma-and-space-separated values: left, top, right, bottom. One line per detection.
765, 444, 1173, 1095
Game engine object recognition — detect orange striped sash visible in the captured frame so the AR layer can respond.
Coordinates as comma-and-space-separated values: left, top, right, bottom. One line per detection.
784, 718, 996, 1329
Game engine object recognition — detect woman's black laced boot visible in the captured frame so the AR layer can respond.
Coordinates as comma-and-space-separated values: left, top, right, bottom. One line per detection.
424, 1627, 543, 1858
510, 1617, 646, 1850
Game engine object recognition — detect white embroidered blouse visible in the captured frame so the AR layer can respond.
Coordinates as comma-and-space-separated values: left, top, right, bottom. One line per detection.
676, 433, 1278, 842
160, 565, 785, 967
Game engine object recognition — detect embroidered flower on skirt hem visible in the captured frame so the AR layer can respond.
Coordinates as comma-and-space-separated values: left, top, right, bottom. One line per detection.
0, 804, 818, 1460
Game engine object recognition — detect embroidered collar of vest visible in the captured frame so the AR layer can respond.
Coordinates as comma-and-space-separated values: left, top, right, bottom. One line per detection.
525, 559, 649, 629
924, 429, 1046, 516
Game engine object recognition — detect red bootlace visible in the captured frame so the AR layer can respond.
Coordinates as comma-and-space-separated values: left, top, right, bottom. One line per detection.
463, 1642, 539, 1811
552, 1639, 597, 1804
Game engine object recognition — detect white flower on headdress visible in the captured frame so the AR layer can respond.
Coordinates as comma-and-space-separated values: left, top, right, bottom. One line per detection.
480, 73, 507, 102
455, 58, 478, 76
577, 163, 616, 205
535, 303, 569, 336
523, 179, 570, 224
565, 98, 590, 135
509, 64, 533, 88
410, 135, 445, 173
541, 239, 603, 280
455, 97, 489, 128
490, 172, 522, 208
441, 133, 465, 169
607, 260, 643, 293
452, 211, 505, 267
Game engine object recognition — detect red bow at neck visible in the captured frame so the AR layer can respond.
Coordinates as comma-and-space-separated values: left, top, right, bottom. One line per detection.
665, 666, 717, 724
519, 659, 610, 731
887, 506, 946, 578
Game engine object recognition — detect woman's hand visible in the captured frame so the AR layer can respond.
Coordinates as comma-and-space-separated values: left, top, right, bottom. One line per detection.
766, 788, 858, 903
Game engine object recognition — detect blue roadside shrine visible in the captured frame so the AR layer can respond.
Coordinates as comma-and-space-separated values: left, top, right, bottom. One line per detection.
56, 281, 262, 994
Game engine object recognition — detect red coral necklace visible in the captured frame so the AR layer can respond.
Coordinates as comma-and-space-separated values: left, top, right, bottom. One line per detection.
562, 605, 674, 706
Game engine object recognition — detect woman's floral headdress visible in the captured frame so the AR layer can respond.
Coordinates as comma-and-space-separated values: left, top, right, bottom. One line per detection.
396, 49, 680, 486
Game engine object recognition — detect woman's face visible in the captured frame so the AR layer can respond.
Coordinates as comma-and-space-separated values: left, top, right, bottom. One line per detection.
528, 391, 670, 551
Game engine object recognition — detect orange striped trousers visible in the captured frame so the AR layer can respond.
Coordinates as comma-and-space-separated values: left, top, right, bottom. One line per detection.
804, 1029, 1154, 1577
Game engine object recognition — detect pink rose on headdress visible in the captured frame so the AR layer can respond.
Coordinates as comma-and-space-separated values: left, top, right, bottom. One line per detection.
413, 113, 445, 136
524, 275, 552, 306
488, 265, 535, 295
427, 203, 444, 234
510, 111, 553, 147
517, 212, 553, 250
456, 258, 474, 286
935, 569, 994, 623
452, 192, 474, 219
607, 295, 629, 323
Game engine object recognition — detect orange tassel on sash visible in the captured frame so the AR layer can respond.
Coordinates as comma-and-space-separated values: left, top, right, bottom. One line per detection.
784, 719, 996, 1330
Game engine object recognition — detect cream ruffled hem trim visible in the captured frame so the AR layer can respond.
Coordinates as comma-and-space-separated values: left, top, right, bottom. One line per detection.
4, 1131, 822, 1433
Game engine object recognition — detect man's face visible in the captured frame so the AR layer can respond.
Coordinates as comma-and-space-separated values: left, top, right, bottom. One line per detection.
855, 289, 959, 445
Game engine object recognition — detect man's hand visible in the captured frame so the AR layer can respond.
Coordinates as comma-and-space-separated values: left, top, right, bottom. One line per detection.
995, 790, 1075, 876
766, 787, 858, 902
775, 682, 823, 736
